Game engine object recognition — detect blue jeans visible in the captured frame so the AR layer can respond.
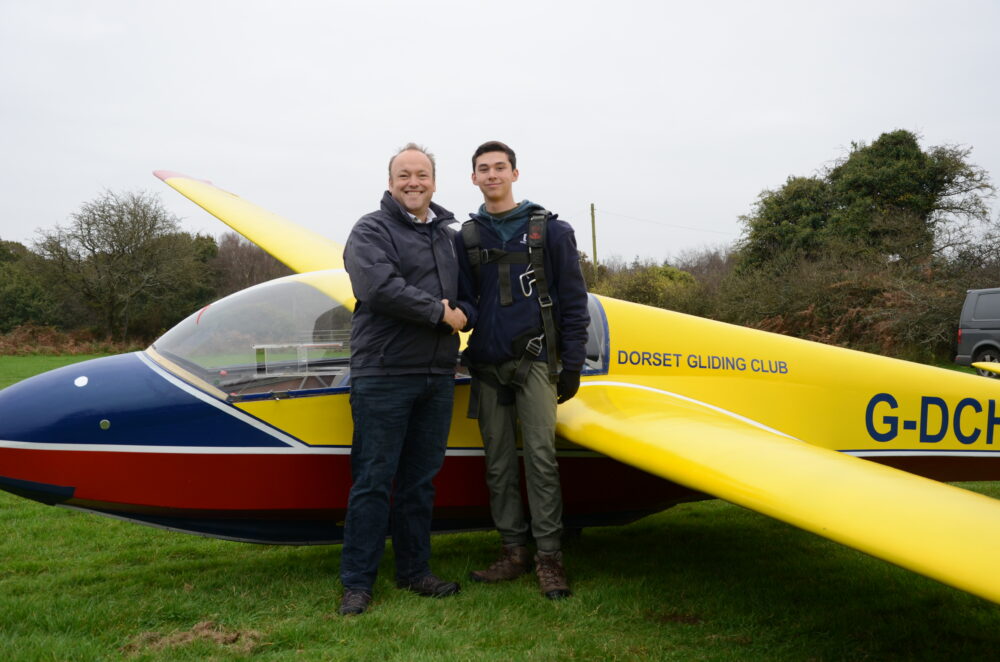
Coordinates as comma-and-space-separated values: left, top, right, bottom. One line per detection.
340, 374, 454, 591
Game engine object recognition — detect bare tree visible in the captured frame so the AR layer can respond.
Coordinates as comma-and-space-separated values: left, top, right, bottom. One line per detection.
35, 190, 195, 340
212, 231, 292, 296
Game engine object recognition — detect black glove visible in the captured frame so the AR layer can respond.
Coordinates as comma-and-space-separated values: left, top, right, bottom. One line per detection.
556, 370, 580, 404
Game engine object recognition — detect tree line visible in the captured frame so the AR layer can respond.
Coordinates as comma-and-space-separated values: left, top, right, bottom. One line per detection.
2, 129, 996, 361
0, 190, 290, 344
589, 130, 997, 362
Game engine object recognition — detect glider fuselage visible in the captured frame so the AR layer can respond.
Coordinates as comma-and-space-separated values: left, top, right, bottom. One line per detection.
2, 271, 999, 544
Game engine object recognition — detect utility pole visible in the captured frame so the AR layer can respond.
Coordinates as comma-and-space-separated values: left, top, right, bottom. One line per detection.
590, 202, 598, 282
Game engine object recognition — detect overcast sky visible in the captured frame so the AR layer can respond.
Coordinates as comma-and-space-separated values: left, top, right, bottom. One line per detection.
1, 1, 998, 265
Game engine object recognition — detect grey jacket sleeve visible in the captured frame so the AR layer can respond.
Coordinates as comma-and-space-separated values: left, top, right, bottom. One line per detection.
344, 220, 445, 327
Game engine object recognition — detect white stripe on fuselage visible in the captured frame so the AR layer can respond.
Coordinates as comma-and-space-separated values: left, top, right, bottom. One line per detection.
0, 440, 602, 457
0, 440, 481, 455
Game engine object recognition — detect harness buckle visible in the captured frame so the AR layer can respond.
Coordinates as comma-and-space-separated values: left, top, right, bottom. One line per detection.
519, 266, 536, 297
538, 295, 553, 308
525, 334, 545, 357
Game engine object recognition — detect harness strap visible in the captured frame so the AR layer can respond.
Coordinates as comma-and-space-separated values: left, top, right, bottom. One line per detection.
527, 211, 560, 380
461, 210, 560, 383
461, 221, 482, 271
498, 263, 512, 306
511, 333, 545, 389
461, 221, 527, 309
466, 365, 517, 419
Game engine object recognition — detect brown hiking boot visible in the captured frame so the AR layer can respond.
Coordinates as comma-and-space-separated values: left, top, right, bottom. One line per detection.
535, 550, 571, 599
470, 544, 531, 583
396, 574, 460, 597
338, 589, 372, 615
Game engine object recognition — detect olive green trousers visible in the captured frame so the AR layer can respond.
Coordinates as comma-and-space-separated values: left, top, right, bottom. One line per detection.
474, 360, 563, 552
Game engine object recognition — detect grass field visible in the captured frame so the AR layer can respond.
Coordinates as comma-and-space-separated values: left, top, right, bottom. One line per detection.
0, 354, 112, 390
2, 356, 1000, 660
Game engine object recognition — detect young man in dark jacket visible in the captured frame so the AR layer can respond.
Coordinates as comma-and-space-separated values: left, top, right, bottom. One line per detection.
456, 141, 589, 599
339, 144, 468, 615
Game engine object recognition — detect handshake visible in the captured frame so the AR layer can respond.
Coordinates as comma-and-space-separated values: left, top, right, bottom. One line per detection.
441, 299, 467, 334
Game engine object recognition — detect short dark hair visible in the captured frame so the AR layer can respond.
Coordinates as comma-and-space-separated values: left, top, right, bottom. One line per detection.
389, 142, 436, 179
472, 141, 516, 171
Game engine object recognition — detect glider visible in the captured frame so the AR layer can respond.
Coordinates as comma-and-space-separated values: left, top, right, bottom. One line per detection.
2, 172, 1000, 607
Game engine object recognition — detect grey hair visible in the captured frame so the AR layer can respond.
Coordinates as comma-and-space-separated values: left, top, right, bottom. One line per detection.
388, 142, 436, 179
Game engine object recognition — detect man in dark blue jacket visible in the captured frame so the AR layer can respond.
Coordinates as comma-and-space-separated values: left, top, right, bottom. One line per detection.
456, 141, 589, 599
339, 144, 467, 615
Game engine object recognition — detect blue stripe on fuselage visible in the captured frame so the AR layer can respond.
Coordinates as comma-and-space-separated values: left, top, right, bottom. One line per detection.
0, 353, 290, 447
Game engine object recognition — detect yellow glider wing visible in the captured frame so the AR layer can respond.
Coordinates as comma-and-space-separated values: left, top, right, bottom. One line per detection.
155, 170, 355, 307
972, 362, 1000, 376
559, 380, 1000, 604
154, 171, 343, 274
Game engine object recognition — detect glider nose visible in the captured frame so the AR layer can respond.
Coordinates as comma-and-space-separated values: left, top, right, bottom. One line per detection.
0, 353, 167, 445
0, 352, 294, 448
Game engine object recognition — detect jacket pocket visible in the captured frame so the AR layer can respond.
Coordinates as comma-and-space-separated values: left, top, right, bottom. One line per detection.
379, 326, 453, 370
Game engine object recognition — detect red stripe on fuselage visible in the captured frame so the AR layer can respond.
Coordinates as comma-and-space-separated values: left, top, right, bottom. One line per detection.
0, 447, 695, 516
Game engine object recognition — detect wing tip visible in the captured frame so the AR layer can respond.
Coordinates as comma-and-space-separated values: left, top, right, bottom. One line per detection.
153, 170, 213, 185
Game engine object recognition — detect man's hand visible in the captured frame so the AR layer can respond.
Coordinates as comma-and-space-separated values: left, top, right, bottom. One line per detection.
441, 299, 467, 334
556, 370, 580, 404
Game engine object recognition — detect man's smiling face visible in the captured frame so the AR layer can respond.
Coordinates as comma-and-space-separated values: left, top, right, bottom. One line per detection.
389, 149, 436, 220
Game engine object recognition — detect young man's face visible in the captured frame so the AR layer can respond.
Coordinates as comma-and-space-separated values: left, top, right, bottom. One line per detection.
472, 151, 519, 205
389, 150, 436, 219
